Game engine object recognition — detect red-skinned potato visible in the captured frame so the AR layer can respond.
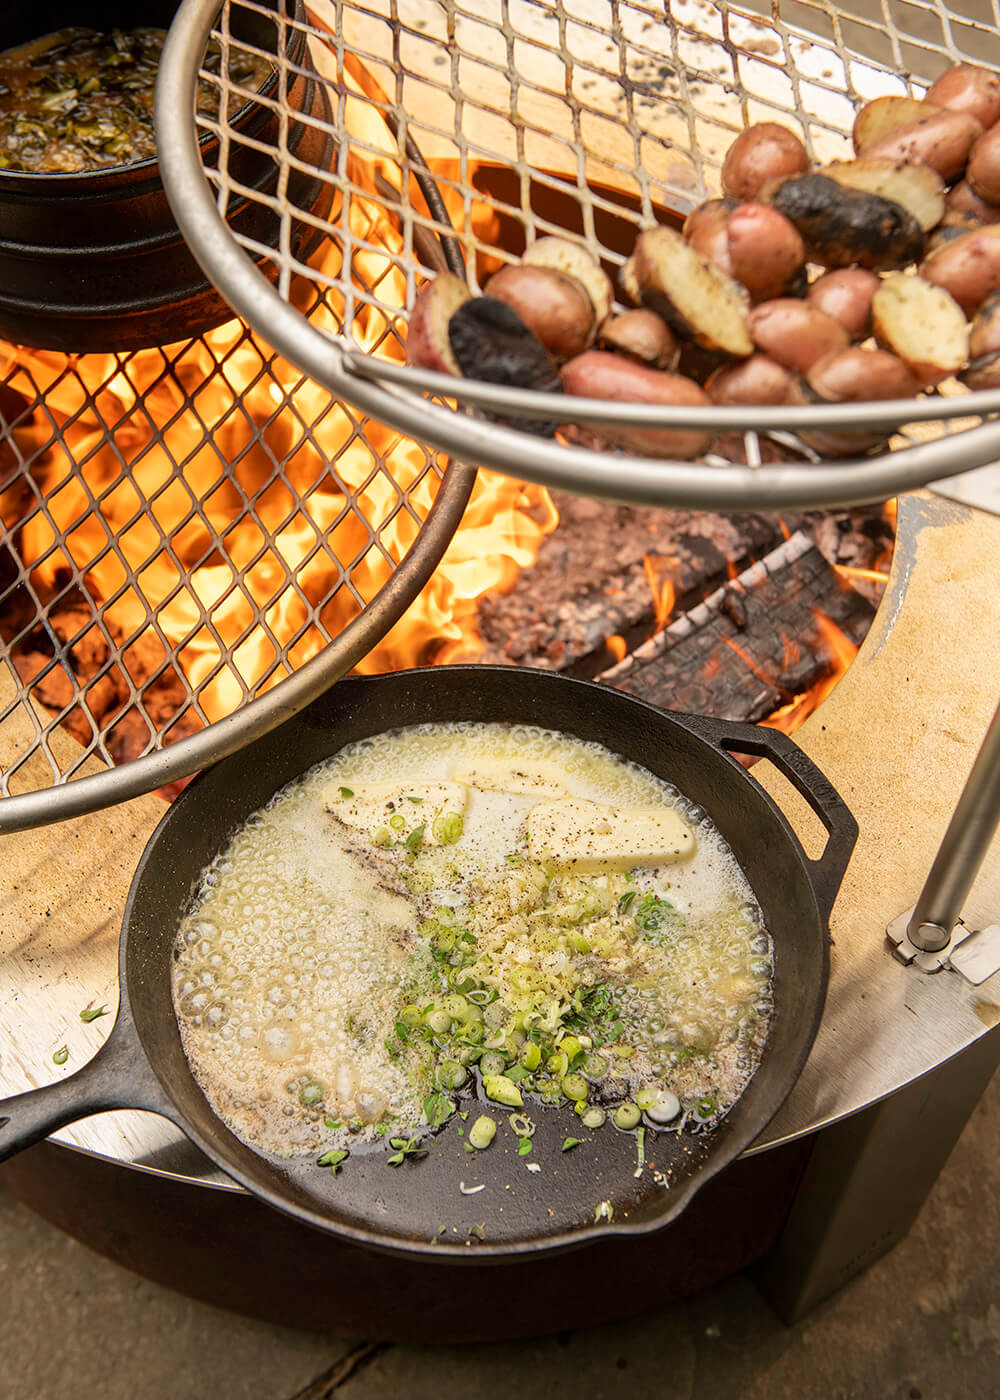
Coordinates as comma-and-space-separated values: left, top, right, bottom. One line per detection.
968, 290, 1000, 358
485, 263, 596, 361
871, 274, 969, 384
818, 159, 945, 231
706, 355, 794, 406
946, 180, 1000, 224
623, 226, 753, 357
406, 273, 471, 375
967, 124, 1000, 205
962, 352, 1000, 389
521, 237, 614, 325
852, 95, 939, 153
788, 346, 919, 455
726, 203, 806, 301
721, 123, 809, 202
920, 225, 1000, 314
926, 64, 1000, 131
560, 350, 712, 459
863, 108, 983, 182
748, 299, 849, 374
682, 199, 735, 271
597, 309, 679, 369
807, 268, 879, 339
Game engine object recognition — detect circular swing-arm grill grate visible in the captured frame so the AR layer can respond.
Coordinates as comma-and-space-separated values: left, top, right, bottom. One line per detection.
157, 0, 1000, 511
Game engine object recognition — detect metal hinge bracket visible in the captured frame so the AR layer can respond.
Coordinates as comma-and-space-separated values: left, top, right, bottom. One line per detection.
887, 906, 1000, 983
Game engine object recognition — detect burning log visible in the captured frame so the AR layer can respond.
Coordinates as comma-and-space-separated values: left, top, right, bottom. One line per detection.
601, 532, 875, 723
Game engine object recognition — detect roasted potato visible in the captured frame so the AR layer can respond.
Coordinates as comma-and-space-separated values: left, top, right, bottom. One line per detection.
920, 225, 1000, 314
485, 263, 596, 360
721, 122, 809, 202
863, 108, 983, 182
818, 159, 945, 232
807, 268, 879, 339
766, 173, 925, 270
967, 124, 1000, 205
926, 64, 1000, 131
789, 346, 920, 455
925, 219, 982, 256
871, 274, 969, 384
946, 180, 1000, 225
726, 203, 806, 301
522, 237, 614, 325
559, 350, 713, 459
853, 95, 938, 153
448, 297, 562, 435
968, 289, 1000, 358
706, 355, 794, 406
598, 309, 679, 369
748, 299, 849, 374
623, 226, 753, 357
407, 273, 471, 375
683, 199, 736, 271
961, 352, 1000, 389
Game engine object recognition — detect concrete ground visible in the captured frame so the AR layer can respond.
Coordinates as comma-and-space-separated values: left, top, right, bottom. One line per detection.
1, 1070, 997, 1400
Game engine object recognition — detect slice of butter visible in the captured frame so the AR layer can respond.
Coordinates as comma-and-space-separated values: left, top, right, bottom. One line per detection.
452, 757, 569, 797
325, 782, 468, 845
527, 797, 695, 869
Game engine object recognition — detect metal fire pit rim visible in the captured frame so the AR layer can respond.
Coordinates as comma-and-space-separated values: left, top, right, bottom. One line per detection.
0, 457, 478, 834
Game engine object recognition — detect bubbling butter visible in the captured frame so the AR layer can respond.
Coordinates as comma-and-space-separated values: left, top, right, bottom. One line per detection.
172, 722, 773, 1159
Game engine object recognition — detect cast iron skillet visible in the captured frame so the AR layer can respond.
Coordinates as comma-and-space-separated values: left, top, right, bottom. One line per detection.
0, 667, 857, 1259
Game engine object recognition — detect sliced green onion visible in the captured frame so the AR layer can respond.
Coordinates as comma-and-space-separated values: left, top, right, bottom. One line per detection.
389, 813, 406, 830
613, 1102, 641, 1131
582, 1107, 606, 1129
425, 1009, 452, 1036
400, 1004, 422, 1027
519, 1041, 541, 1071
441, 994, 469, 1019
561, 1073, 588, 1102
694, 1096, 717, 1121
559, 1035, 582, 1061
407, 794, 424, 803
372, 826, 392, 847
583, 1052, 608, 1080
52, 1046, 69, 1065
433, 811, 464, 845
483, 1074, 523, 1108
338, 786, 354, 798
469, 1115, 497, 1149
438, 1060, 467, 1091
508, 1112, 535, 1138
561, 1136, 581, 1152
480, 1049, 507, 1078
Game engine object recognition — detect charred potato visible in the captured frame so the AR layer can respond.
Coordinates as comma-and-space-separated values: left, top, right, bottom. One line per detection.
863, 108, 983, 182
623, 226, 753, 357
962, 352, 1000, 389
721, 122, 809, 202
819, 159, 945, 232
560, 350, 713, 459
448, 297, 562, 435
967, 124, 1000, 205
748, 299, 849, 374
521, 237, 614, 326
682, 199, 735, 271
920, 226, 1000, 314
926, 64, 1000, 131
726, 203, 806, 301
407, 273, 471, 375
766, 172, 925, 270
871, 274, 969, 384
485, 263, 596, 361
946, 180, 1000, 225
706, 355, 794, 406
807, 268, 879, 339
852, 95, 939, 153
598, 309, 679, 369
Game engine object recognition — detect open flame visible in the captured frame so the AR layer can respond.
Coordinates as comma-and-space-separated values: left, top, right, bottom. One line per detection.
0, 56, 558, 738
760, 607, 859, 737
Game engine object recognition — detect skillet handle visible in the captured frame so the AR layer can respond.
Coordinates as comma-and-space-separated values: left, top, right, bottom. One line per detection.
679, 714, 859, 920
0, 1012, 178, 1166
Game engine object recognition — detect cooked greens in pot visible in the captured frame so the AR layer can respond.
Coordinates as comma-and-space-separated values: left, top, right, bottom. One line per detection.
0, 26, 273, 173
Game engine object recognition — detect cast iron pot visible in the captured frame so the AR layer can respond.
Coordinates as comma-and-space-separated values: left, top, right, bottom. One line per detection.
0, 0, 333, 351
0, 667, 857, 1260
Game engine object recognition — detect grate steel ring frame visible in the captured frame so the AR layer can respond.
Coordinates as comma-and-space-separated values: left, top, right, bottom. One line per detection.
157, 0, 1000, 513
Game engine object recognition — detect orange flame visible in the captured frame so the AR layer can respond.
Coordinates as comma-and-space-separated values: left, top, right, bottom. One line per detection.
643, 555, 678, 633
760, 608, 858, 737
605, 633, 627, 663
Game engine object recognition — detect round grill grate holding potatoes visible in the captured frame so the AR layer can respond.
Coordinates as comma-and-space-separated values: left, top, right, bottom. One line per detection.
158, 0, 1000, 510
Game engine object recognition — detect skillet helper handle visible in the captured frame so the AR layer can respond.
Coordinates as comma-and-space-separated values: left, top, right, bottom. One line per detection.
0, 1016, 173, 1165
684, 715, 858, 920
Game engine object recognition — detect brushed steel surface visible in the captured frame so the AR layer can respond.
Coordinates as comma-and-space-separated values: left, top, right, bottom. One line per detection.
2, 492, 999, 1187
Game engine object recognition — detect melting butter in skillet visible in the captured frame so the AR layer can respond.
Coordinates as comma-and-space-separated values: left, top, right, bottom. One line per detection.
172, 723, 773, 1158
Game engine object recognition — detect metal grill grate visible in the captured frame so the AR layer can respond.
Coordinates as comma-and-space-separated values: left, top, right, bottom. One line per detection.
159, 0, 1000, 509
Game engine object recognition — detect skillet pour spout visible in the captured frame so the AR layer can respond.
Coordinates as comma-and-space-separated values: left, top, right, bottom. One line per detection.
0, 668, 857, 1259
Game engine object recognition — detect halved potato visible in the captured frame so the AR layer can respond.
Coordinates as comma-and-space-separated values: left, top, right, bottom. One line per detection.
622, 226, 753, 357
871, 274, 969, 384
863, 109, 983, 183
522, 236, 614, 325
766, 173, 925, 270
853, 95, 939, 153
819, 159, 945, 232
407, 273, 471, 375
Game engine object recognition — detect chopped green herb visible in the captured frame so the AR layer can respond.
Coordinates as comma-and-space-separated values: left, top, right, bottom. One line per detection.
387, 1135, 427, 1166
618, 890, 637, 915
52, 1046, 69, 1065
79, 1004, 109, 1022
317, 1149, 348, 1172
517, 1137, 532, 1156
323, 1117, 342, 1130
338, 786, 354, 798
468, 1223, 486, 1240
405, 822, 426, 851
562, 1136, 582, 1152
407, 794, 424, 803
423, 1091, 454, 1129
